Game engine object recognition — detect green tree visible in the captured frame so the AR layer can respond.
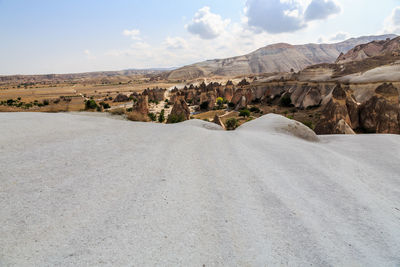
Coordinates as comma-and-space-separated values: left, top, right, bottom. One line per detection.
85, 99, 98, 110
216, 97, 224, 109
158, 109, 165, 123
148, 113, 157, 121
226, 118, 238, 130
239, 109, 250, 118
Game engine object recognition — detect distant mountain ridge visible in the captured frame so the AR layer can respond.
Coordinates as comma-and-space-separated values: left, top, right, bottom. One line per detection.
167, 34, 397, 80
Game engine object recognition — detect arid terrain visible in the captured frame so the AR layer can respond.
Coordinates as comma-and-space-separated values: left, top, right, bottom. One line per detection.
1, 32, 400, 266
1, 36, 400, 136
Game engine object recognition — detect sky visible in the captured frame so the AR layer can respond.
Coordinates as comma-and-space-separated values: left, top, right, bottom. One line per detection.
0, 0, 400, 75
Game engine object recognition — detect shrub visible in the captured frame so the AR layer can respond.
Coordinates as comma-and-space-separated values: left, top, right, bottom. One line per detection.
249, 106, 260, 113
225, 118, 238, 130
85, 99, 98, 110
287, 115, 294, 119
280, 95, 292, 107
100, 102, 111, 109
239, 109, 251, 118
228, 102, 235, 108
167, 113, 185, 123
7, 99, 14, 106
158, 109, 165, 123
148, 112, 157, 121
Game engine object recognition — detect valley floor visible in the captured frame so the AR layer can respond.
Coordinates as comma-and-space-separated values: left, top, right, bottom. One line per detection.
0, 113, 399, 266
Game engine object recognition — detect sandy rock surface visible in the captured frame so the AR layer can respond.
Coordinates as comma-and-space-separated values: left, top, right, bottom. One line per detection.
1, 113, 400, 266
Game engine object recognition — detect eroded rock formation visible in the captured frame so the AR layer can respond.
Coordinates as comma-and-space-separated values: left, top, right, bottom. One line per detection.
134, 95, 149, 115
143, 88, 166, 102
314, 85, 358, 135
359, 83, 400, 133
168, 94, 190, 122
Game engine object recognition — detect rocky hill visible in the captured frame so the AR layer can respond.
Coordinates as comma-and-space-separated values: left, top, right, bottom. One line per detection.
296, 37, 400, 83
0, 69, 167, 85
167, 35, 396, 80
336, 36, 400, 64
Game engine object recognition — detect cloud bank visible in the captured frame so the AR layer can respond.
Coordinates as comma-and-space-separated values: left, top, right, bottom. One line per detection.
384, 6, 400, 34
185, 7, 230, 39
245, 0, 341, 34
304, 0, 341, 21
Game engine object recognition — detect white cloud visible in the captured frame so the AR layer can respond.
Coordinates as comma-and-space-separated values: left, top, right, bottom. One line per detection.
317, 31, 349, 43
105, 1, 348, 70
329, 31, 348, 41
185, 6, 230, 39
245, 0, 306, 34
383, 6, 400, 34
304, 0, 341, 21
123, 29, 141, 40
244, 0, 341, 34
164, 37, 188, 50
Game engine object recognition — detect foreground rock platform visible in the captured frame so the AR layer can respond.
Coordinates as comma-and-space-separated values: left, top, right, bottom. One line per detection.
0, 113, 399, 266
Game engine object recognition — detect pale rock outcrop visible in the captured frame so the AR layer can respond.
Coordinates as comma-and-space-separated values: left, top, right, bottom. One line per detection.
335, 119, 356, 135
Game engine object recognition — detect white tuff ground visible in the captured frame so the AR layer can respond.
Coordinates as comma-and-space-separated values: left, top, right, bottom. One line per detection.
0, 113, 399, 266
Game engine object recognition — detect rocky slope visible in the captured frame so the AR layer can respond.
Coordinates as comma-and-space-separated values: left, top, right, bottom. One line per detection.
296, 37, 400, 83
336, 36, 400, 64
167, 35, 396, 80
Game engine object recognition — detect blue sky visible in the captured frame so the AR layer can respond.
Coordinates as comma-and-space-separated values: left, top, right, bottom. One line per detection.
0, 0, 399, 75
